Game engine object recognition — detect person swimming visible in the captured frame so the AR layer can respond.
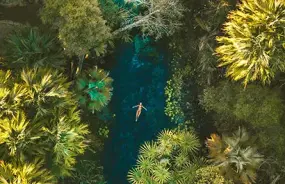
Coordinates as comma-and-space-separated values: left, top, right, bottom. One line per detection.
132, 102, 147, 122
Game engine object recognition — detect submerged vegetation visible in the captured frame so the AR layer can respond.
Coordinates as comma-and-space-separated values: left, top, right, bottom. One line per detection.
0, 0, 285, 183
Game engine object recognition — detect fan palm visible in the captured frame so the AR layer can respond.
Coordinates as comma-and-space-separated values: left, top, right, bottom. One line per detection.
216, 0, 285, 86
76, 66, 113, 113
206, 128, 263, 183
42, 108, 89, 176
128, 129, 201, 184
127, 168, 149, 184
4, 27, 64, 69
20, 67, 75, 118
0, 111, 43, 159
0, 159, 55, 184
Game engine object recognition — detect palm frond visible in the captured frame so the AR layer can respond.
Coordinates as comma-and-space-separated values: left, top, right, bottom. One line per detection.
76, 66, 113, 113
4, 27, 65, 69
216, 0, 285, 86
0, 159, 55, 184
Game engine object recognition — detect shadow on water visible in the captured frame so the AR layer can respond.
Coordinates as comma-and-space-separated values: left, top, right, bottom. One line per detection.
0, 4, 41, 26
103, 37, 173, 184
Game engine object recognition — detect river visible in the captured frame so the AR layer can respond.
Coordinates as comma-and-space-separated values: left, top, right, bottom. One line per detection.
103, 37, 172, 183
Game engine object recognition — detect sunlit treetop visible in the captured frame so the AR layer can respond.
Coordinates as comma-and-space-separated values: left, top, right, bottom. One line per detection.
216, 0, 285, 86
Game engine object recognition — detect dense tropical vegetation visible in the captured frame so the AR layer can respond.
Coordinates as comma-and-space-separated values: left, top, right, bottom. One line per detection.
0, 0, 285, 183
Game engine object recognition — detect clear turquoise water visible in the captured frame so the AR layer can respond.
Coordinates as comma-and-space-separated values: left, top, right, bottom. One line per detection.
103, 37, 173, 184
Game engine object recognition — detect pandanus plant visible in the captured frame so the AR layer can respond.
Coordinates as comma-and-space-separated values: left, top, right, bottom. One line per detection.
0, 159, 55, 184
76, 66, 113, 113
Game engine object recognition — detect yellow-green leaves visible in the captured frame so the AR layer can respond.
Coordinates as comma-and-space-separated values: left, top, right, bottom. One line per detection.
216, 0, 285, 86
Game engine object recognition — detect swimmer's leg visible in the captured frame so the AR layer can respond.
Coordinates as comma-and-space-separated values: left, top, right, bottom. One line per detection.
136, 110, 139, 122
136, 111, 141, 122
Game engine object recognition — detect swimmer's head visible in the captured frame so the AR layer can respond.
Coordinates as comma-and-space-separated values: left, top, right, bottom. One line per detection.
139, 102, 142, 105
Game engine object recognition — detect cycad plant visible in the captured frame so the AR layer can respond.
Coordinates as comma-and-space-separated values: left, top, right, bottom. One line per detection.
206, 127, 263, 183
128, 129, 201, 184
76, 66, 113, 113
4, 27, 65, 69
0, 159, 55, 184
42, 108, 89, 176
216, 0, 285, 86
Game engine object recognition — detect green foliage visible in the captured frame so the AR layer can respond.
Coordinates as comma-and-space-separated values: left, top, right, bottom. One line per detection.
0, 159, 55, 184
76, 66, 113, 113
4, 27, 64, 69
0, 111, 43, 158
42, 108, 89, 176
98, 126, 109, 138
206, 128, 263, 184
200, 81, 284, 127
98, 0, 128, 30
216, 0, 285, 85
165, 64, 193, 124
128, 129, 202, 184
0, 70, 28, 118
195, 0, 231, 85
40, 0, 112, 56
194, 166, 233, 184
20, 67, 75, 118
0, 68, 89, 178
69, 160, 106, 184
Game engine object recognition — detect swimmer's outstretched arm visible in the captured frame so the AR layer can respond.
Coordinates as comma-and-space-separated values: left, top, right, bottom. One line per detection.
142, 106, 147, 111
132, 105, 139, 108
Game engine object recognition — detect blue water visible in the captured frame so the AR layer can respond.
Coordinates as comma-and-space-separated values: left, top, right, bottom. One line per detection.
103, 37, 173, 184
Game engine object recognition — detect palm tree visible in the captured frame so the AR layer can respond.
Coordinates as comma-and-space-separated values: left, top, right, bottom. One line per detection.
42, 108, 89, 176
4, 27, 65, 69
128, 129, 201, 184
0, 159, 55, 184
20, 67, 76, 118
76, 66, 113, 113
0, 84, 28, 119
0, 111, 43, 159
216, 0, 285, 86
206, 127, 263, 183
